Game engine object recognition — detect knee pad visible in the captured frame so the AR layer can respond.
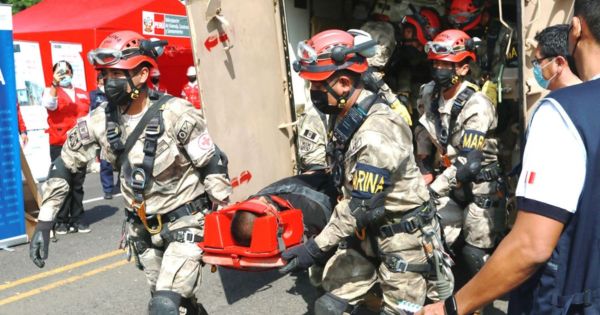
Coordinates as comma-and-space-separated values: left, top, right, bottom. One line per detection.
462, 244, 490, 276
315, 292, 353, 315
148, 290, 182, 315
181, 297, 209, 315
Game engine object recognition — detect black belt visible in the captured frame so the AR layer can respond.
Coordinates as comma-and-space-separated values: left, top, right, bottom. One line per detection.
126, 195, 208, 225
378, 201, 436, 238
380, 253, 432, 274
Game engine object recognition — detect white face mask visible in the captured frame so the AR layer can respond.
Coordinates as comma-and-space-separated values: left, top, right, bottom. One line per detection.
99, 85, 105, 93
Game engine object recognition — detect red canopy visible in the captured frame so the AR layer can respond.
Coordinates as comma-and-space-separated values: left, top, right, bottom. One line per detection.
13, 0, 194, 95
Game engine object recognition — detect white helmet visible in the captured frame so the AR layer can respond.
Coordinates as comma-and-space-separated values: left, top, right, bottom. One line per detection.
186, 66, 196, 76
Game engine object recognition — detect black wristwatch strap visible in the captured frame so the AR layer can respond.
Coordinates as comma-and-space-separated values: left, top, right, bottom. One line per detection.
444, 296, 458, 315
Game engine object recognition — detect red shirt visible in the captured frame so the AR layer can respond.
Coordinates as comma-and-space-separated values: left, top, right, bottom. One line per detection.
181, 81, 202, 109
46, 87, 90, 145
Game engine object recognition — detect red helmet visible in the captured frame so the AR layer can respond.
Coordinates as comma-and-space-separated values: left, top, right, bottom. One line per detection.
294, 29, 376, 81
402, 7, 441, 45
426, 29, 476, 63
87, 31, 159, 70
448, 0, 483, 32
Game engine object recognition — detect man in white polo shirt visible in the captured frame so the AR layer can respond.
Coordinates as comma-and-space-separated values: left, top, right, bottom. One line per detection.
419, 0, 600, 314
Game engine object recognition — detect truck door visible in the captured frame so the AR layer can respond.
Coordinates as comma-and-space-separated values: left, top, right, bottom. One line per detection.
186, 0, 296, 201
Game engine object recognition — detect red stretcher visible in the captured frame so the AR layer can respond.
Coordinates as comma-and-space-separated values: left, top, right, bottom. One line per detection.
198, 195, 304, 271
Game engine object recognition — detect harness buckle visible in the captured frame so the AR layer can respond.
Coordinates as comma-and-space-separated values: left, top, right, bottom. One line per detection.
131, 168, 147, 191
379, 225, 395, 238
384, 254, 408, 273
183, 230, 196, 243
145, 122, 161, 136
401, 217, 418, 234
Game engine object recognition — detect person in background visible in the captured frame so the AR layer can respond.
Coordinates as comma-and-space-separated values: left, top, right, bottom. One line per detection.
181, 65, 202, 109
41, 60, 90, 234
89, 73, 115, 200
532, 24, 582, 91
149, 68, 168, 94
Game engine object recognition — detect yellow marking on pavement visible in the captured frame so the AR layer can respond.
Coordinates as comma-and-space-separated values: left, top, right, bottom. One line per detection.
0, 259, 129, 306
0, 249, 124, 292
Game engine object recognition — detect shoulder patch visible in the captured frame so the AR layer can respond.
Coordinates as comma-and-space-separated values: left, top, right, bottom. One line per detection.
351, 163, 390, 199
300, 129, 320, 143
461, 129, 486, 152
77, 121, 91, 142
298, 138, 315, 153
67, 129, 82, 150
177, 120, 196, 144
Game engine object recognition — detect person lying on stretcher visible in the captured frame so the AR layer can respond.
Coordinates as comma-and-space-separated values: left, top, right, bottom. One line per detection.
200, 172, 338, 270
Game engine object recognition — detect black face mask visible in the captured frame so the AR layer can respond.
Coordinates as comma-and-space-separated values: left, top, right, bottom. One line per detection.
432, 67, 457, 90
310, 90, 341, 115
187, 76, 196, 83
567, 34, 581, 78
105, 77, 134, 110
151, 77, 160, 85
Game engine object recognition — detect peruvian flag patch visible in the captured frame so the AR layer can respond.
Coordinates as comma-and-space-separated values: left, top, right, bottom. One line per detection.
527, 171, 536, 184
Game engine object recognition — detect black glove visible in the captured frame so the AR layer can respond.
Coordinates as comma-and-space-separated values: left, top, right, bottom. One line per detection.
29, 221, 53, 268
279, 238, 324, 274
456, 150, 483, 183
350, 193, 387, 230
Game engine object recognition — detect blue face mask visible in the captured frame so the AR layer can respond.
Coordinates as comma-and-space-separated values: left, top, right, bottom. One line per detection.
59, 76, 72, 87
533, 59, 556, 89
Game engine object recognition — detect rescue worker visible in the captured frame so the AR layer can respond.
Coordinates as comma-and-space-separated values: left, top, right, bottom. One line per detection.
387, 7, 441, 122
447, 0, 520, 174
296, 98, 329, 173
280, 29, 451, 315
42, 60, 91, 234
417, 30, 505, 283
29, 31, 232, 315
360, 21, 413, 126
419, 1, 600, 313
181, 66, 202, 110
297, 23, 414, 174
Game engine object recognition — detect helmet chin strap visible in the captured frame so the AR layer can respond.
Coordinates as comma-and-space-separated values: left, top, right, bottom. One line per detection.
324, 78, 357, 110
120, 71, 144, 115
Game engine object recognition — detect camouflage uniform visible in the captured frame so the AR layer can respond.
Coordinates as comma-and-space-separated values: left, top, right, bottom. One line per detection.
37, 96, 232, 298
314, 90, 447, 314
361, 21, 412, 126
417, 81, 505, 249
297, 104, 329, 172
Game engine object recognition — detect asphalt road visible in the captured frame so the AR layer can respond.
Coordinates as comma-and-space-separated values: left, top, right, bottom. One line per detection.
0, 173, 508, 315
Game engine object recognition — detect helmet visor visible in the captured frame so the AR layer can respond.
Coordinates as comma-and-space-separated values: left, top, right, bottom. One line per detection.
424, 41, 466, 55
87, 48, 141, 67
297, 41, 319, 64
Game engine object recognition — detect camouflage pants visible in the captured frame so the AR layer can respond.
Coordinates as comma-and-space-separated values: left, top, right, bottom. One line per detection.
436, 181, 506, 249
126, 212, 204, 299
320, 220, 443, 314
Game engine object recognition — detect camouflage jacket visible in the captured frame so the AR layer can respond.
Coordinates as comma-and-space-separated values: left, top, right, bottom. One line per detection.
37, 96, 231, 221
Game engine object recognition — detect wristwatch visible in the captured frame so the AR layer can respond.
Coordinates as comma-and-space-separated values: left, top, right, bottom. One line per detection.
52, 80, 59, 87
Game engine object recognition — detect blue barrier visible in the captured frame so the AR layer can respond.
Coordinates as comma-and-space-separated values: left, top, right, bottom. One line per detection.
0, 4, 27, 248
